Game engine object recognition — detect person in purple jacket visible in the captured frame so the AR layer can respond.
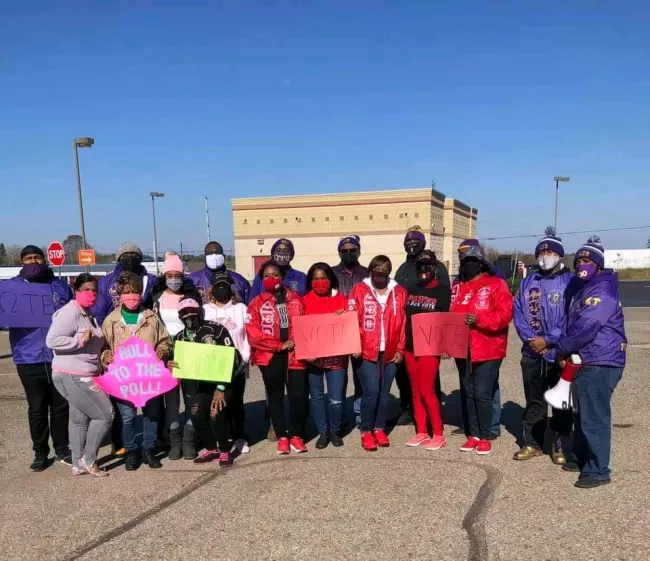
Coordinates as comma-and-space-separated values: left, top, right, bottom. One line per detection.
555, 236, 627, 489
248, 238, 307, 300
189, 241, 251, 304
6, 245, 73, 471
513, 227, 575, 464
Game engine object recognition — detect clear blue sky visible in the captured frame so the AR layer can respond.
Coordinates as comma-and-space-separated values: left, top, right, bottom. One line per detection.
1, 1, 649, 256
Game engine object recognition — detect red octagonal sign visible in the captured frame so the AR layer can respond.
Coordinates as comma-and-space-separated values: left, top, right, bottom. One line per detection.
47, 241, 65, 267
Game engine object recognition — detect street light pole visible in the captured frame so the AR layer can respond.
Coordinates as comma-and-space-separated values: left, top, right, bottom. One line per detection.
150, 192, 165, 273
205, 196, 211, 241
73, 137, 95, 271
553, 176, 570, 231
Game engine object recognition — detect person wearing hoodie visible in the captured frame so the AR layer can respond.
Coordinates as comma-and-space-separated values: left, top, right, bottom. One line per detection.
403, 250, 451, 451
249, 238, 308, 300
513, 228, 575, 464
189, 241, 251, 304
555, 236, 627, 489
46, 273, 112, 477
147, 252, 202, 460
303, 263, 348, 449
451, 244, 513, 456
100, 271, 172, 471
203, 271, 251, 455
5, 245, 73, 471
246, 260, 308, 455
394, 226, 450, 428
349, 255, 407, 451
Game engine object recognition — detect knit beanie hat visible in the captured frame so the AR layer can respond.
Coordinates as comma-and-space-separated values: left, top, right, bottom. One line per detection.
575, 235, 605, 268
338, 235, 361, 252
162, 253, 183, 274
116, 242, 143, 260
20, 245, 45, 260
271, 238, 295, 259
458, 239, 480, 253
535, 226, 565, 257
404, 226, 426, 245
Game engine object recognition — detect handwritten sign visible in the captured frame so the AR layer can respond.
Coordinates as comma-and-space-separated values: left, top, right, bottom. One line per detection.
412, 312, 469, 358
173, 341, 236, 383
293, 312, 362, 361
95, 337, 178, 407
0, 280, 56, 328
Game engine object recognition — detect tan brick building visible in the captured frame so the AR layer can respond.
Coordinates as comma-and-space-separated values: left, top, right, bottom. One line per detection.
231, 187, 477, 280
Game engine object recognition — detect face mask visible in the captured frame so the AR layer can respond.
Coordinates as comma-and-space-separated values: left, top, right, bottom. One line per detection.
405, 241, 424, 257
370, 272, 389, 290
312, 279, 331, 296
340, 251, 359, 267
22, 263, 48, 280
166, 278, 183, 292
120, 294, 142, 311
263, 277, 281, 293
538, 255, 561, 272
212, 284, 233, 303
76, 290, 97, 308
182, 315, 201, 332
576, 262, 598, 282
459, 261, 482, 281
206, 254, 225, 270
272, 251, 292, 266
120, 257, 142, 273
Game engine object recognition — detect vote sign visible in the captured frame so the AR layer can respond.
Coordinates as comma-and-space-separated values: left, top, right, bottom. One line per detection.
95, 337, 178, 407
47, 242, 65, 267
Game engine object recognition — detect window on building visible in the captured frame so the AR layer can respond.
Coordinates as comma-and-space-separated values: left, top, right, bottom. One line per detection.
369, 214, 373, 219
384, 214, 388, 219
284, 218, 288, 224
354, 215, 359, 220
270, 219, 274, 224
311, 217, 316, 222
399, 213, 404, 218
415, 212, 419, 218
243, 219, 247, 224
325, 216, 330, 222
256, 219, 260, 224
340, 216, 345, 221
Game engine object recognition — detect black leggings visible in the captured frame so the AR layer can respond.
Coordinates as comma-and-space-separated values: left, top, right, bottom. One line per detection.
260, 353, 308, 438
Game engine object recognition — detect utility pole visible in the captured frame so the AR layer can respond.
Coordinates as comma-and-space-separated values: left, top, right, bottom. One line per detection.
205, 197, 211, 242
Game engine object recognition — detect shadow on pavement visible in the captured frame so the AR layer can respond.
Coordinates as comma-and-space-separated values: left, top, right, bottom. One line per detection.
501, 400, 524, 445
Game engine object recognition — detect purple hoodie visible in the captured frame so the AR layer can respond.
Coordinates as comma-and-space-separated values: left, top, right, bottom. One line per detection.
556, 270, 627, 367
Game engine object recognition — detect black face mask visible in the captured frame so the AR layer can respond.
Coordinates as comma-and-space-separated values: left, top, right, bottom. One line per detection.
272, 251, 292, 266
212, 284, 233, 303
182, 315, 201, 332
405, 241, 424, 258
120, 256, 142, 273
340, 251, 359, 267
459, 261, 483, 281
22, 263, 49, 281
370, 272, 389, 290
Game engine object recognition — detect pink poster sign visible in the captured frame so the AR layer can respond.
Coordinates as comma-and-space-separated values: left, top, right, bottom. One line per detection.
95, 336, 178, 407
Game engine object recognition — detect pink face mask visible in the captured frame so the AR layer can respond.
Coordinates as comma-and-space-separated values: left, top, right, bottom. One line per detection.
76, 290, 97, 309
120, 294, 142, 311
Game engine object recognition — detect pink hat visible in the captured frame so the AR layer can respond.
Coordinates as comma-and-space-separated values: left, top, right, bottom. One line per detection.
178, 298, 200, 312
162, 254, 183, 274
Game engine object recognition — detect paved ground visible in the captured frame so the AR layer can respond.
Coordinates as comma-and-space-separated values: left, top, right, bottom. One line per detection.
0, 310, 648, 561
619, 281, 650, 308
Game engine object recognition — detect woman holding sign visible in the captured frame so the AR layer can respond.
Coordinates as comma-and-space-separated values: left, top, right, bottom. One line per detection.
349, 255, 407, 451
246, 260, 308, 455
303, 263, 347, 449
101, 272, 172, 470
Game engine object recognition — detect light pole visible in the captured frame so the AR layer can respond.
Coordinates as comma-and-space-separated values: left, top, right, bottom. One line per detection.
150, 192, 165, 273
553, 176, 570, 231
205, 196, 211, 241
73, 137, 95, 256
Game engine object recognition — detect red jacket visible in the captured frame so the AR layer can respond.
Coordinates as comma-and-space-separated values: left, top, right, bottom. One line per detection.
450, 274, 513, 362
246, 289, 305, 370
302, 289, 348, 370
348, 279, 407, 363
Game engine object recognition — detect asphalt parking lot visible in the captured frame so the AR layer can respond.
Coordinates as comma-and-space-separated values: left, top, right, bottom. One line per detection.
0, 309, 649, 561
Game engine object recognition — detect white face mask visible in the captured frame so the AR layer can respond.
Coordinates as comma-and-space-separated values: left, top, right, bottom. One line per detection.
538, 254, 561, 271
206, 254, 225, 270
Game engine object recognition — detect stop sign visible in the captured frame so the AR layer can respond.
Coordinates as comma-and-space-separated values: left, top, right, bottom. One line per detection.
47, 241, 65, 267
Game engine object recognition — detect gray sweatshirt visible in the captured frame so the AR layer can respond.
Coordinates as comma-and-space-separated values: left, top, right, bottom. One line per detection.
46, 300, 105, 375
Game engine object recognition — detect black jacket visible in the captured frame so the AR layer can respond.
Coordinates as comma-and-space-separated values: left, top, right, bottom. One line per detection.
332, 263, 369, 297
395, 258, 450, 290
404, 280, 452, 351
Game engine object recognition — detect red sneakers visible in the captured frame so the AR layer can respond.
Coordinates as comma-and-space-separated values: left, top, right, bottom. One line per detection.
476, 440, 492, 455
373, 429, 390, 447
290, 436, 308, 453
361, 431, 377, 451
460, 437, 480, 452
277, 437, 290, 455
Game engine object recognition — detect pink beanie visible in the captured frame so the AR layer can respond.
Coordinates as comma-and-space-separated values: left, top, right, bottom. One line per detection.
162, 254, 184, 274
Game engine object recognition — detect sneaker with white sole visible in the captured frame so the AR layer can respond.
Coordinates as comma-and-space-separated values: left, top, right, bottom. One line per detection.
235, 439, 250, 454
460, 437, 480, 452
476, 439, 492, 455
423, 435, 447, 451
406, 433, 430, 447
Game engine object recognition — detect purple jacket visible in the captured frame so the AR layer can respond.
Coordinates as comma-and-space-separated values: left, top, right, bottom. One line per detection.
92, 266, 157, 325
189, 267, 251, 305
556, 270, 627, 367
513, 267, 576, 362
249, 267, 307, 300
9, 274, 73, 365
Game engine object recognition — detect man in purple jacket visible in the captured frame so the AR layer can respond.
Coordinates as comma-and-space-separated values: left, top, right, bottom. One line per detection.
189, 241, 251, 304
556, 236, 626, 489
5, 245, 73, 471
249, 238, 307, 299
513, 227, 576, 463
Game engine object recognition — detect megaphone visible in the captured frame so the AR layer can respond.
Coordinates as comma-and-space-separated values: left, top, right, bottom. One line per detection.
544, 354, 582, 411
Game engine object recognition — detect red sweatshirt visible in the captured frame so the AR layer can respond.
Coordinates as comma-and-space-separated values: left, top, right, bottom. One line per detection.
302, 289, 348, 370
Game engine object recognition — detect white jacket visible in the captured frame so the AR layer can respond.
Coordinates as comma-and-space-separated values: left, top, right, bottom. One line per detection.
203, 301, 251, 364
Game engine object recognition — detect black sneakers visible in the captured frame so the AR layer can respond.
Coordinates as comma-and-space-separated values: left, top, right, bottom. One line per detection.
125, 451, 139, 471
330, 432, 344, 448
143, 449, 162, 469
30, 454, 49, 472
316, 433, 330, 449
55, 450, 73, 466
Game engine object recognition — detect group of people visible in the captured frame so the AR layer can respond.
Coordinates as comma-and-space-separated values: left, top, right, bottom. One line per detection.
3, 225, 627, 489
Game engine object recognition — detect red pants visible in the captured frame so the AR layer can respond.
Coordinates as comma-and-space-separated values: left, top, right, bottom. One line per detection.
405, 352, 443, 436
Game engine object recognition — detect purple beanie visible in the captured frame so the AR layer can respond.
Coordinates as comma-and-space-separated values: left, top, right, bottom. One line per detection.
535, 226, 565, 257
338, 235, 361, 252
404, 230, 426, 245
575, 235, 605, 269
271, 238, 295, 259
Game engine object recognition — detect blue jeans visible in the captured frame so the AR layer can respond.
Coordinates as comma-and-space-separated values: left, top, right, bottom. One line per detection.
115, 397, 161, 452
460, 360, 502, 439
163, 385, 193, 431
572, 366, 623, 480
358, 354, 397, 432
308, 367, 346, 434
352, 356, 363, 425
456, 359, 501, 436
492, 385, 501, 436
